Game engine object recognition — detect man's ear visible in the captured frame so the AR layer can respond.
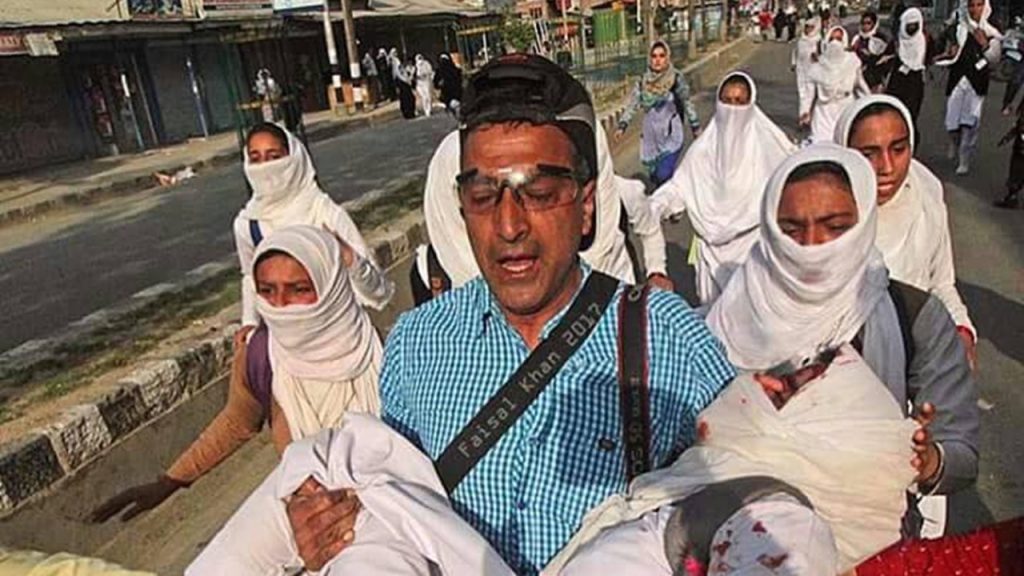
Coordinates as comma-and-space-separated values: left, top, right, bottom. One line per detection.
580, 179, 596, 238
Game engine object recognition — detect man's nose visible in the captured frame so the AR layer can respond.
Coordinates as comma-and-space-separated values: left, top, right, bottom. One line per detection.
493, 189, 528, 242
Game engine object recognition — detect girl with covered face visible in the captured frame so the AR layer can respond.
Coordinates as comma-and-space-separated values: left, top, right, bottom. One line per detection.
804, 26, 870, 143
886, 8, 933, 128
615, 40, 702, 186
648, 72, 796, 305
234, 123, 393, 331
90, 226, 386, 523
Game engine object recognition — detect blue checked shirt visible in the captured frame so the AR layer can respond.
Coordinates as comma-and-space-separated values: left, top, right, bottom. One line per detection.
380, 265, 735, 574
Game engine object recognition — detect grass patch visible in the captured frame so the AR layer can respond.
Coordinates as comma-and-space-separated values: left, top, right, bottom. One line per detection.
1, 272, 240, 413
350, 177, 424, 230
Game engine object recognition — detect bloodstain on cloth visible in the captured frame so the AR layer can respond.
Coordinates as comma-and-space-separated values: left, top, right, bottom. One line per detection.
856, 516, 1024, 576
697, 419, 711, 441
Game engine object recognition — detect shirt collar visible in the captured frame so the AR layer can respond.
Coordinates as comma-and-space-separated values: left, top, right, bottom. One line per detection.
472, 260, 593, 340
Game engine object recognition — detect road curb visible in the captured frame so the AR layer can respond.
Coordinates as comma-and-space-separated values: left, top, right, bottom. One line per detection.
0, 209, 425, 515
0, 107, 403, 231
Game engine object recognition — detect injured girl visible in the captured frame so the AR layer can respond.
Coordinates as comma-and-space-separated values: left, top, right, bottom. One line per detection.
545, 146, 925, 576
185, 413, 515, 576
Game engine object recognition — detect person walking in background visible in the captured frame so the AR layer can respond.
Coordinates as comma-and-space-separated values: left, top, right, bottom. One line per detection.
936, 0, 1002, 175
852, 11, 891, 92
1001, 16, 1024, 115
393, 54, 417, 120
649, 72, 795, 305
994, 106, 1024, 208
434, 53, 463, 117
774, 6, 787, 41
361, 51, 380, 108
793, 16, 822, 124
376, 48, 395, 101
615, 40, 701, 186
414, 54, 435, 118
228, 123, 392, 331
887, 8, 933, 129
785, 1, 798, 41
804, 26, 869, 143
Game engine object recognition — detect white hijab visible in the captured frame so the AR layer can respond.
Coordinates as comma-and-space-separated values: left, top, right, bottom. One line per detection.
938, 0, 1002, 66
254, 226, 381, 440
652, 72, 795, 246
423, 123, 634, 287
237, 124, 376, 281
898, 8, 928, 71
833, 95, 950, 293
705, 144, 890, 371
812, 27, 863, 98
796, 17, 822, 68
415, 54, 433, 82
241, 127, 325, 227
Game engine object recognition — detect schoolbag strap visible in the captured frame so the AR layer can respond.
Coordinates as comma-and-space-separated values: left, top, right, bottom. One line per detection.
618, 283, 652, 483
426, 244, 451, 297
435, 271, 620, 494
245, 324, 273, 425
887, 280, 927, 373
249, 219, 264, 247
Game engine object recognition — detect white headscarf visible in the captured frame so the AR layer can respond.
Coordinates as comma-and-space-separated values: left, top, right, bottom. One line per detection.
652, 72, 795, 246
254, 226, 381, 440
898, 8, 928, 71
650, 72, 795, 303
796, 17, 823, 68
414, 54, 433, 83
705, 144, 890, 371
811, 27, 863, 99
834, 95, 975, 332
422, 123, 634, 287
237, 124, 377, 284
241, 127, 324, 226
938, 0, 1002, 66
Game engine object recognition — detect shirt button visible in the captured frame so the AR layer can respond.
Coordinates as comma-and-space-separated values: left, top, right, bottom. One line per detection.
517, 501, 528, 510
598, 437, 616, 452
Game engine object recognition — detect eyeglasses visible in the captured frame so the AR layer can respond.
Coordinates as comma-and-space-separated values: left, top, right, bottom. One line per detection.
456, 164, 581, 214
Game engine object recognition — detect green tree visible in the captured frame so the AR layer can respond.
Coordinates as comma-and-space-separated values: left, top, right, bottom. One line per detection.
501, 8, 536, 53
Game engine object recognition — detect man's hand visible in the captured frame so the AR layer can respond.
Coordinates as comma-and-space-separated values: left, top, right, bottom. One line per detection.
956, 326, 977, 371
613, 128, 626, 142
912, 402, 941, 485
88, 475, 184, 523
646, 273, 674, 293
287, 478, 360, 571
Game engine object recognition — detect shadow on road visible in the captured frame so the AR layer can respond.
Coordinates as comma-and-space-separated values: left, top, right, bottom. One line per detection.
959, 281, 1024, 364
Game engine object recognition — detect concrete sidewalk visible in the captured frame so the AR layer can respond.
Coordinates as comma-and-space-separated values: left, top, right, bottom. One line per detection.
0, 103, 402, 229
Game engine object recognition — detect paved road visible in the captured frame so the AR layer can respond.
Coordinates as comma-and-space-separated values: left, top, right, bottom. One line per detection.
0, 114, 457, 353
617, 40, 1023, 529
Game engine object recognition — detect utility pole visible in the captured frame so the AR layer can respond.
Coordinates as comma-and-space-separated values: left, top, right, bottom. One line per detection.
340, 0, 364, 112
686, 0, 696, 60
322, 1, 342, 114
645, 0, 656, 44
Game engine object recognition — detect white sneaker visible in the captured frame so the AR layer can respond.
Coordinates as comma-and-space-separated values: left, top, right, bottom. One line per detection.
956, 162, 969, 175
